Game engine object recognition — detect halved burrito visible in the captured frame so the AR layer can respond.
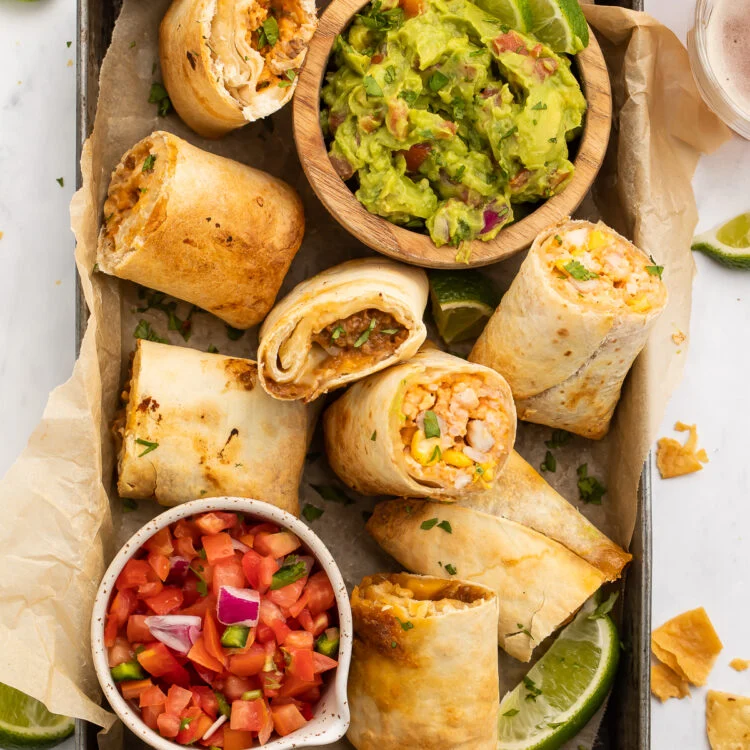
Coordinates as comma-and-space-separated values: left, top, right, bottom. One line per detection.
258, 258, 429, 402
368, 500, 607, 661
160, 0, 317, 138
470, 220, 668, 439
97, 131, 304, 329
323, 350, 516, 498
348, 573, 499, 750
115, 340, 313, 514
462, 450, 632, 581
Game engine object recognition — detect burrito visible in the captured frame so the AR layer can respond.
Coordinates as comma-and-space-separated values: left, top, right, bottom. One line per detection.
348, 573, 499, 750
323, 349, 516, 499
160, 0, 317, 138
462, 450, 632, 581
368, 500, 607, 661
470, 220, 668, 439
258, 258, 429, 402
97, 131, 304, 329
115, 340, 312, 514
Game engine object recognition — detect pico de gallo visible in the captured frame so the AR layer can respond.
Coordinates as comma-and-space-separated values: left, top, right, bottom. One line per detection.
104, 512, 340, 747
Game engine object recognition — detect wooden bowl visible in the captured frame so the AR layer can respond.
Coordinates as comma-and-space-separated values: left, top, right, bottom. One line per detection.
293, 0, 612, 268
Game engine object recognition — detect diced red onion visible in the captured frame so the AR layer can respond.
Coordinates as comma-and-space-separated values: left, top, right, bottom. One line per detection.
231, 538, 251, 554
217, 586, 261, 627
145, 615, 202, 655
482, 209, 502, 234
202, 715, 227, 741
166, 556, 190, 584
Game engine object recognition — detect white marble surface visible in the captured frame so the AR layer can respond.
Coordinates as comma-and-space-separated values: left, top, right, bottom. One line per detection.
0, 0, 748, 748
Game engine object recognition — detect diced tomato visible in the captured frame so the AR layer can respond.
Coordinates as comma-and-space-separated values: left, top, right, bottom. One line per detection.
276, 674, 320, 699
116, 559, 151, 590
297, 609, 315, 634
310, 612, 330, 637
188, 636, 224, 674
195, 512, 237, 536
144, 528, 174, 557
148, 552, 171, 582
258, 711, 274, 746
144, 586, 184, 615
303, 573, 335, 616
157, 711, 181, 738
230, 699, 269, 732
283, 630, 313, 650
401, 143, 431, 172
139, 685, 167, 707
271, 703, 307, 737
142, 703, 165, 731
193, 713, 215, 744
127, 614, 152, 643
287, 648, 315, 682
534, 57, 559, 80
137, 642, 190, 686
166, 685, 193, 716
173, 519, 200, 541
256, 622, 275, 644
312, 652, 338, 674
121, 679, 153, 701
253, 531, 300, 558
191, 686, 218, 720
238, 533, 255, 549
299, 702, 314, 721
260, 599, 290, 642
400, 0, 424, 17
105, 589, 137, 647
241, 550, 278, 594
174, 537, 198, 559
228, 643, 266, 677
297, 686, 321, 704
211, 557, 245, 597
201, 724, 224, 747
202, 533, 235, 565
203, 612, 226, 668
222, 675, 258, 702
178, 593, 213, 618
138, 580, 164, 599
493, 30, 527, 54
108, 637, 133, 667
261, 669, 284, 698
222, 728, 254, 750
176, 707, 205, 744
267, 576, 307, 611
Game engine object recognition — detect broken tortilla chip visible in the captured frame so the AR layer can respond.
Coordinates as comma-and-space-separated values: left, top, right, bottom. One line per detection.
652, 607, 723, 686
652, 640, 690, 682
730, 659, 750, 673
706, 690, 750, 749
651, 661, 690, 702
656, 422, 709, 479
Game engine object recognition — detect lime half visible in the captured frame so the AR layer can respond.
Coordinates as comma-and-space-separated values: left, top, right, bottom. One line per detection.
429, 270, 499, 344
692, 212, 750, 269
0, 684, 75, 750
526, 0, 589, 54
473, 0, 533, 31
497, 596, 619, 750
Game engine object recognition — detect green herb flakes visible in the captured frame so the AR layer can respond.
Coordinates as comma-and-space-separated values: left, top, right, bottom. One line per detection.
362, 75, 383, 97
397, 618, 414, 631
564, 259, 598, 281
56, 177, 64, 187
354, 318, 377, 347
646, 254, 664, 279
302, 504, 324, 522
545, 429, 571, 449
122, 498, 138, 513
577, 463, 607, 504
540, 450, 556, 473
134, 319, 167, 343
423, 410, 440, 438
444, 563, 457, 575
420, 518, 439, 530
226, 324, 245, 340
437, 520, 452, 534
428, 71, 449, 92
148, 82, 172, 117
141, 154, 157, 172
135, 438, 159, 457
311, 484, 354, 505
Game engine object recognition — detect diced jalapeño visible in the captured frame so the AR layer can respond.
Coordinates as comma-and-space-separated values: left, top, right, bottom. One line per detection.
110, 659, 146, 682
220, 624, 250, 649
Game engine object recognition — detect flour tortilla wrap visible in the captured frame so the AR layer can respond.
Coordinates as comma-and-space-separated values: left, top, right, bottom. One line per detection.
160, 0, 317, 138
348, 573, 499, 750
461, 450, 631, 581
323, 349, 516, 499
96, 131, 304, 329
367, 500, 607, 661
470, 219, 667, 439
258, 258, 429, 402
115, 340, 313, 514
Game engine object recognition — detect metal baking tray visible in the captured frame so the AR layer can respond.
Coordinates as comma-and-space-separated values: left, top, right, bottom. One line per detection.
74, 0, 649, 747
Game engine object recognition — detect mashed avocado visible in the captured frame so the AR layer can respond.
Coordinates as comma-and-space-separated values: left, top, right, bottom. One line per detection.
321, 0, 587, 252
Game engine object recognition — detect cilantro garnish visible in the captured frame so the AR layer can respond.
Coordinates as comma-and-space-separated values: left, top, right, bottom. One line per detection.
577, 464, 607, 504
564, 260, 598, 281
540, 450, 556, 473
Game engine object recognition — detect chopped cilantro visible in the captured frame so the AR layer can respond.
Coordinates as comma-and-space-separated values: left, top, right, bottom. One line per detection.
398, 90, 418, 106
645, 254, 664, 278
437, 520, 452, 534
545, 429, 571, 449
540, 450, 556, 473
134, 319, 167, 343
56, 177, 64, 187
148, 82, 172, 117
135, 438, 159, 457
122, 498, 138, 513
428, 71, 449, 92
444, 563, 457, 575
564, 260, 598, 281
302, 504, 324, 522
523, 676, 542, 701
577, 464, 607, 504
420, 518, 439, 530
397, 618, 414, 631
531, 101, 548, 111
141, 154, 156, 172
362, 75, 383, 97
225, 324, 245, 340
370, 430, 377, 441
311, 484, 353, 505
354, 318, 377, 347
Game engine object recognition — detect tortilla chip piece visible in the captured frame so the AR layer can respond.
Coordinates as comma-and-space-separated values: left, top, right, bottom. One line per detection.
730, 659, 750, 673
656, 422, 709, 478
706, 690, 750, 749
652, 607, 723, 686
651, 661, 690, 702
652, 640, 690, 682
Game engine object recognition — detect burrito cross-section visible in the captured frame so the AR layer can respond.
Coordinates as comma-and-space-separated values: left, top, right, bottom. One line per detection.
323, 349, 516, 499
160, 0, 317, 137
470, 220, 667, 439
115, 340, 313, 514
347, 573, 499, 750
258, 258, 429, 402
96, 131, 304, 329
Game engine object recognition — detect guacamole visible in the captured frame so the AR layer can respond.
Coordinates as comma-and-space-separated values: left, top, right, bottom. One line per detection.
320, 0, 587, 252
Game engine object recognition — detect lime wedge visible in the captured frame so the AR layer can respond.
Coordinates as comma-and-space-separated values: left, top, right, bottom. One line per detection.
429, 270, 499, 344
0, 684, 75, 750
692, 212, 750, 269
526, 0, 589, 54
497, 596, 619, 750
473, 0, 533, 32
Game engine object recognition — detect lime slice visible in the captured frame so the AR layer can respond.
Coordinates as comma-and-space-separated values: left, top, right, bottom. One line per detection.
526, 0, 589, 54
0, 684, 75, 750
497, 596, 619, 750
473, 0, 533, 32
692, 212, 750, 269
429, 270, 499, 344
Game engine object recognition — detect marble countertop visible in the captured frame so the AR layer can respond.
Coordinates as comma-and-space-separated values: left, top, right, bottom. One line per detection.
1, 1, 748, 748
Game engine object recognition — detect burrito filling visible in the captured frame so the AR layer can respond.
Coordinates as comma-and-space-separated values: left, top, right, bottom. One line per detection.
361, 578, 486, 618
399, 373, 511, 490
544, 224, 666, 312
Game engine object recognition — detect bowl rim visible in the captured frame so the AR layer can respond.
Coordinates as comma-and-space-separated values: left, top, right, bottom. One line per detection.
292, 0, 612, 268
91, 497, 352, 750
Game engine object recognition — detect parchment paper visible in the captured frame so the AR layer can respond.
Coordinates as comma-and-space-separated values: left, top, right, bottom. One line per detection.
0, 0, 730, 745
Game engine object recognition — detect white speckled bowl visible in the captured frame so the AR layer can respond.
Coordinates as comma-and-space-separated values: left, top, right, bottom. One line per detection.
91, 497, 352, 750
